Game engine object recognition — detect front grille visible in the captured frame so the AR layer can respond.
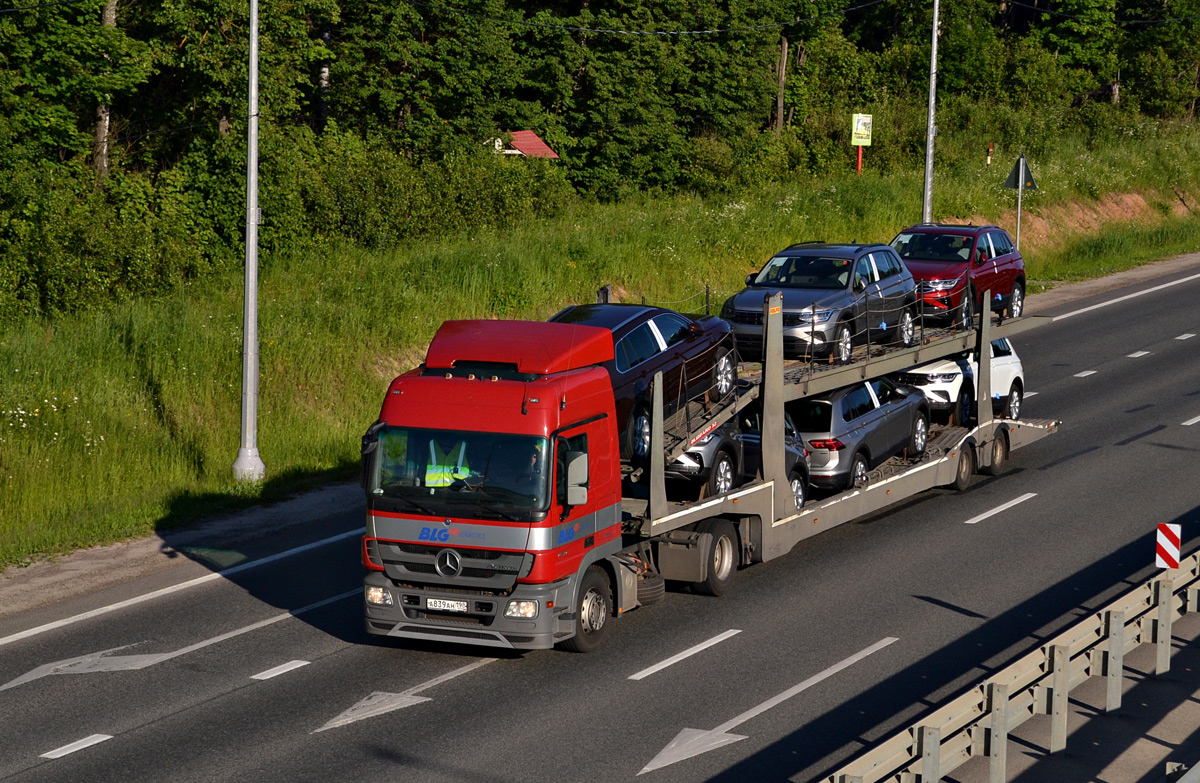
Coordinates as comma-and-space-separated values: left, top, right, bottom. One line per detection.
730, 312, 763, 325
394, 542, 504, 560
894, 373, 927, 385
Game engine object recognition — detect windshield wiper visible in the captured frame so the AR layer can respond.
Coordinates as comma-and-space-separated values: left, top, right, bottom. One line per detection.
388, 494, 439, 517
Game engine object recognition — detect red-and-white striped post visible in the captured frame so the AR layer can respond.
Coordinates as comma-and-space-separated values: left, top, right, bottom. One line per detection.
1156, 523, 1181, 569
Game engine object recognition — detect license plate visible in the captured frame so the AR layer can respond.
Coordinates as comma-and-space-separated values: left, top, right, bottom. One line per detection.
427, 598, 468, 613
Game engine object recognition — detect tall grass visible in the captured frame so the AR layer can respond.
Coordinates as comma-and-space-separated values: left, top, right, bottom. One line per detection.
2, 131, 1199, 567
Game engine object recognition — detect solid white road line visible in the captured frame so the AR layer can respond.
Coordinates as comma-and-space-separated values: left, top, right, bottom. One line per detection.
251, 660, 310, 681
1128, 351, 1150, 358
1052, 272, 1200, 322
628, 630, 742, 681
1178, 334, 1196, 340
1074, 370, 1097, 377
40, 734, 113, 759
0, 528, 362, 649
1183, 415, 1200, 427
964, 493, 1038, 526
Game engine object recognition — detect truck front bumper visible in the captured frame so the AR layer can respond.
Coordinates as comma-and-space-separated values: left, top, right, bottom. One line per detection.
363, 573, 575, 650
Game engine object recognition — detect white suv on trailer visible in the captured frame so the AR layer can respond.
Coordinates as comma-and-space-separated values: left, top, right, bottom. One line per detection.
893, 338, 1024, 426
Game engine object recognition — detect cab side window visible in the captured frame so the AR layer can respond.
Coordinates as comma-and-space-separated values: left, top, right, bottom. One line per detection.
843, 384, 875, 421
615, 323, 661, 372
555, 432, 588, 504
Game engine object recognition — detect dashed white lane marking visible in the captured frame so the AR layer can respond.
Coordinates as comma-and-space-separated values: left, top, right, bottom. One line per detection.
0, 529, 362, 649
1052, 272, 1200, 322
40, 734, 113, 759
1024, 391, 1038, 398
1178, 333, 1196, 340
964, 493, 1038, 526
252, 660, 310, 680
629, 630, 742, 681
1183, 415, 1200, 427
1128, 351, 1151, 358
1074, 370, 1097, 377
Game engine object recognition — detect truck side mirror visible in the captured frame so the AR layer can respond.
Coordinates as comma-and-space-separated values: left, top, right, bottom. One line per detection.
360, 420, 386, 492
565, 450, 589, 506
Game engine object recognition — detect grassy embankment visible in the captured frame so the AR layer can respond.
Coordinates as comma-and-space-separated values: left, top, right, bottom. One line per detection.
2, 131, 1200, 568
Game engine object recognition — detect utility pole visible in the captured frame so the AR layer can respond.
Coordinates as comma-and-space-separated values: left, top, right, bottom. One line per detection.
234, 0, 265, 482
921, 0, 939, 223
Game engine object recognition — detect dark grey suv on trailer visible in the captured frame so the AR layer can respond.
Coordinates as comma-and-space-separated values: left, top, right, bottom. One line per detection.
721, 242, 919, 363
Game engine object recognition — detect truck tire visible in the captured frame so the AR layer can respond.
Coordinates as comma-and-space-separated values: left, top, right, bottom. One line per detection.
559, 566, 612, 653
952, 444, 974, 491
693, 519, 737, 597
637, 572, 666, 606
980, 429, 1009, 477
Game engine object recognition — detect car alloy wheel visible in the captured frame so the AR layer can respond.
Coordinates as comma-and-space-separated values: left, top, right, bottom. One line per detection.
899, 308, 915, 347
714, 351, 735, 398
789, 475, 806, 509
1010, 283, 1025, 318
633, 409, 651, 458
837, 324, 853, 364
1006, 384, 1022, 420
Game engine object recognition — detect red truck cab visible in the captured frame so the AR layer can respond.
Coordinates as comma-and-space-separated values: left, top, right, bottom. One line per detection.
360, 320, 625, 650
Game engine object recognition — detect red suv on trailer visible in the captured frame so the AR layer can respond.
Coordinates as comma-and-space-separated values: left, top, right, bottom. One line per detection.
890, 223, 1027, 327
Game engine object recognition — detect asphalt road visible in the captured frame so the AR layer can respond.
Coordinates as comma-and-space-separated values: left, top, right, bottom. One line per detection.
2, 262, 1200, 783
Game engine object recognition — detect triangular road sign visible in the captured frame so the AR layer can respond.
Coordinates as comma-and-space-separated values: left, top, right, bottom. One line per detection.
1003, 155, 1038, 190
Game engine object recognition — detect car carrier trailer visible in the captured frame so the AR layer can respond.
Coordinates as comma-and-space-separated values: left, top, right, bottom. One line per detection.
360, 291, 1058, 652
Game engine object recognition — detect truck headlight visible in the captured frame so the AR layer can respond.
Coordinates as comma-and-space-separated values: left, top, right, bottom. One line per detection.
505, 600, 539, 619
365, 586, 393, 606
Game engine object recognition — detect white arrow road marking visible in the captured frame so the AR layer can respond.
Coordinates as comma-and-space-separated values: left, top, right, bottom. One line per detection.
40, 734, 113, 759
638, 637, 898, 775
963, 493, 1038, 526
1128, 351, 1150, 358
629, 630, 742, 681
316, 658, 496, 733
252, 660, 310, 680
1183, 415, 1200, 426
0, 529, 363, 650
1, 590, 357, 691
1074, 370, 1096, 377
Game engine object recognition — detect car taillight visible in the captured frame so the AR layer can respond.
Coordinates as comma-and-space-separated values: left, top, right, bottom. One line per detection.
363, 537, 385, 571
808, 439, 845, 450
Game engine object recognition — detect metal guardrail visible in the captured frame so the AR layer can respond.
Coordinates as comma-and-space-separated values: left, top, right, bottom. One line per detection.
824, 552, 1200, 783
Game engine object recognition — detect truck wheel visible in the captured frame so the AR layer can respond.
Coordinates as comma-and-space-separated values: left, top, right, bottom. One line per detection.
710, 348, 736, 401
952, 444, 974, 491
835, 322, 853, 364
693, 519, 737, 596
909, 412, 928, 456
560, 566, 612, 653
637, 572, 666, 606
707, 450, 736, 497
981, 429, 1009, 476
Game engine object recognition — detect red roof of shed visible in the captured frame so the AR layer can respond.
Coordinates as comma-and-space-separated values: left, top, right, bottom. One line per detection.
425, 320, 612, 375
508, 131, 559, 159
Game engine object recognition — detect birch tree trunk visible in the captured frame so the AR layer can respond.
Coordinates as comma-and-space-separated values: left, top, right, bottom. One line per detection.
93, 0, 117, 184
774, 36, 789, 134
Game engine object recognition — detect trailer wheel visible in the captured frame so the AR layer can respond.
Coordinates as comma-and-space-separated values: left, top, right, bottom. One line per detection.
981, 429, 1009, 477
952, 444, 974, 491
693, 519, 737, 597
560, 566, 612, 653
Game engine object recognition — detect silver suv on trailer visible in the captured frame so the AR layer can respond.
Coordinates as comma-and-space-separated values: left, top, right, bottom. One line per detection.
721, 242, 919, 363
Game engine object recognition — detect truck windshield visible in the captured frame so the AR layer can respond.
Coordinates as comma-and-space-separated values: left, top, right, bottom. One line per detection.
371, 426, 550, 517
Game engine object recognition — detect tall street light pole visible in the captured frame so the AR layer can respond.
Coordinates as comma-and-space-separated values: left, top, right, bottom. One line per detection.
234, 0, 265, 482
921, 0, 939, 223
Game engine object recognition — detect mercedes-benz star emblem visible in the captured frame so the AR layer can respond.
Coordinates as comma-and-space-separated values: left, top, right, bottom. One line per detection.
435, 549, 462, 578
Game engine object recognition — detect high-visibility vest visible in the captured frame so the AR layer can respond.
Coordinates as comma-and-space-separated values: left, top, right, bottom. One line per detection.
426, 440, 469, 487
